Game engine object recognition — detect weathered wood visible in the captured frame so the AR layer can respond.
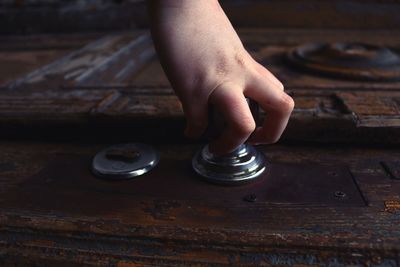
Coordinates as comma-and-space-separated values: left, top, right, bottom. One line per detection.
2, 0, 400, 34
381, 161, 400, 180
7, 32, 148, 90
337, 91, 400, 127
0, 49, 71, 86
1, 30, 400, 145
0, 142, 399, 266
0, 16, 400, 266
0, 33, 101, 88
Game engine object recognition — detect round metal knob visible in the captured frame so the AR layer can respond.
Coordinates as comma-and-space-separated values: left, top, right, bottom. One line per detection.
192, 99, 267, 185
192, 143, 266, 184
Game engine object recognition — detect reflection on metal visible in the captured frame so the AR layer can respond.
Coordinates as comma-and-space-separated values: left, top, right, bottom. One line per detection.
287, 42, 400, 81
193, 98, 266, 185
92, 143, 159, 180
192, 144, 266, 185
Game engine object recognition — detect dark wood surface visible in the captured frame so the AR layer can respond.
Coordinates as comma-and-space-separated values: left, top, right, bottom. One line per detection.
1, 29, 400, 144
2, 0, 400, 34
0, 142, 399, 266
0, 28, 399, 266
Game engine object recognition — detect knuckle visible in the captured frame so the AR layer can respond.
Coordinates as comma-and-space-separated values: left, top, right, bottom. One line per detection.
232, 117, 256, 137
277, 81, 285, 91
214, 49, 249, 79
234, 50, 248, 68
215, 54, 229, 78
277, 93, 295, 113
264, 134, 281, 144
269, 135, 281, 144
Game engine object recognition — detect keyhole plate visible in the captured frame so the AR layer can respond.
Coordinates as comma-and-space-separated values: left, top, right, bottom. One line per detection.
91, 143, 159, 180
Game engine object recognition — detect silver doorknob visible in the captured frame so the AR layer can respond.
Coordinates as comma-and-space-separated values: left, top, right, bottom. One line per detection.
192, 99, 267, 185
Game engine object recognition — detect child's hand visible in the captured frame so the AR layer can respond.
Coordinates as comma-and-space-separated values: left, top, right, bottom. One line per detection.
149, 0, 294, 155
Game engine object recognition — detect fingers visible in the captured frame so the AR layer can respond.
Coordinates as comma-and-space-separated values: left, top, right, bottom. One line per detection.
245, 74, 294, 145
183, 99, 208, 139
208, 83, 256, 155
183, 61, 292, 149
252, 59, 284, 91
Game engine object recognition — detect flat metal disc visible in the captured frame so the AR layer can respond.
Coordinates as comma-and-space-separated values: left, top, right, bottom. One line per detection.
91, 143, 159, 180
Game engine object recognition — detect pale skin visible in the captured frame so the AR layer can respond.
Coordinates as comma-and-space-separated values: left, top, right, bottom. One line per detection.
148, 0, 294, 155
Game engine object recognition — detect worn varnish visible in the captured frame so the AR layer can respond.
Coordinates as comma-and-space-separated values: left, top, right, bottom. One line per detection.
1, 30, 400, 144
1, 5, 400, 266
2, 0, 400, 34
0, 142, 399, 266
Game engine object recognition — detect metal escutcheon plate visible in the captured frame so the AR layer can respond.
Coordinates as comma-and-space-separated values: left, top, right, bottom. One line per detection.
91, 143, 159, 180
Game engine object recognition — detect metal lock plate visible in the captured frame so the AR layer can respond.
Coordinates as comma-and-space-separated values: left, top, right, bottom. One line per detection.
91, 143, 159, 180
18, 155, 366, 208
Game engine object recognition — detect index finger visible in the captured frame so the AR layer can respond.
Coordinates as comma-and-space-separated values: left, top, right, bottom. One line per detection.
245, 78, 294, 145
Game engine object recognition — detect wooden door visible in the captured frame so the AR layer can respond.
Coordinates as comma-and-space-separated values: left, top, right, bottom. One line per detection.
0, 2, 400, 266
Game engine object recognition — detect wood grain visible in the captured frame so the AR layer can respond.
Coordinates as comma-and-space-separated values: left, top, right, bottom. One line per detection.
0, 142, 399, 266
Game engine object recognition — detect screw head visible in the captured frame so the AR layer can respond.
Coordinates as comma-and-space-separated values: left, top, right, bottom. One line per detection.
334, 191, 347, 199
243, 194, 257, 203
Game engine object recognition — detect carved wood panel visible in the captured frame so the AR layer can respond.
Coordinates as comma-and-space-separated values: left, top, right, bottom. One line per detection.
1, 29, 400, 144
0, 28, 400, 266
